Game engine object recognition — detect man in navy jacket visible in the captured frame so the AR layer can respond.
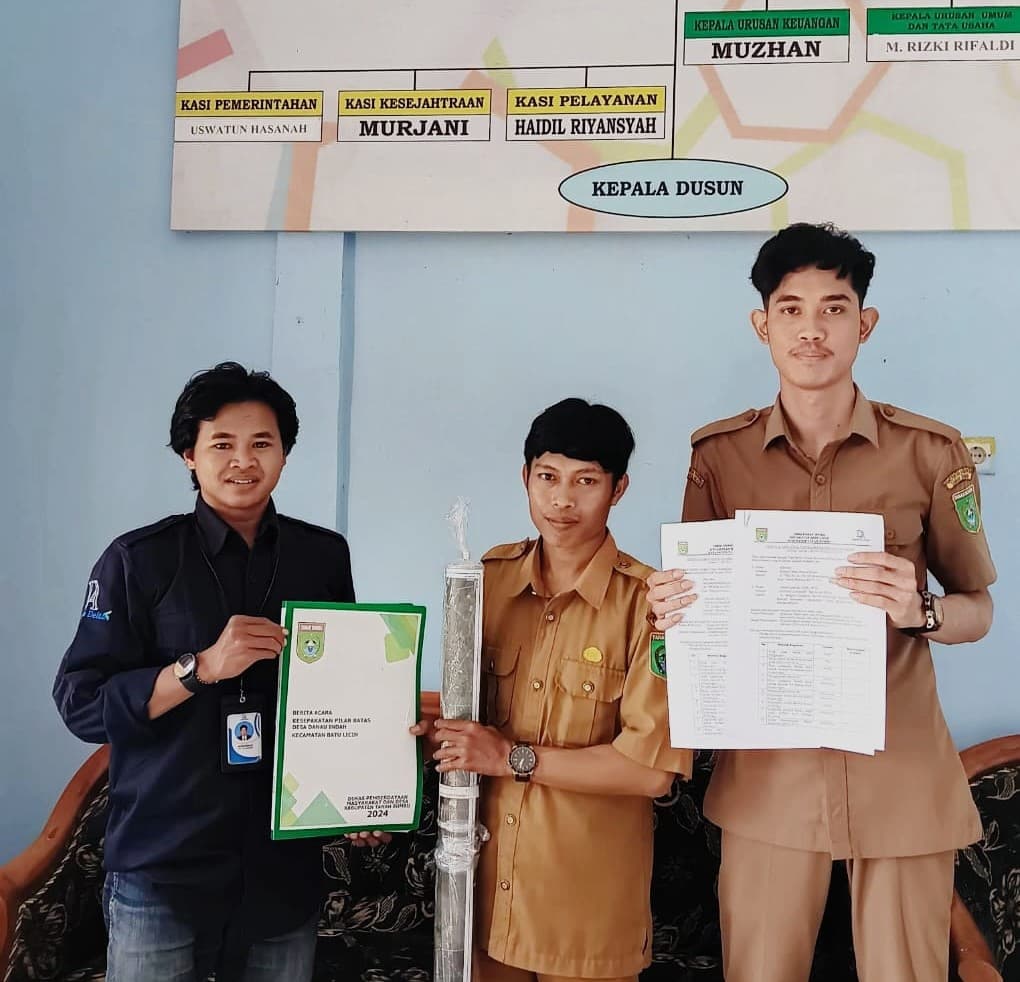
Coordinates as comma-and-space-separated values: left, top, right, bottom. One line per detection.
54, 362, 354, 981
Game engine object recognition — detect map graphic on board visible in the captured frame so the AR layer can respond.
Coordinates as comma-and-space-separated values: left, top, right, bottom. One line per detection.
172, 0, 1020, 231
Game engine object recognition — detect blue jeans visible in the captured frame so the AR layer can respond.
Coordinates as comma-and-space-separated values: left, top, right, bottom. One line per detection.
103, 872, 318, 982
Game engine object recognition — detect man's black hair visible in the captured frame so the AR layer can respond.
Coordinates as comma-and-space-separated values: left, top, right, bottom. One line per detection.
524, 398, 635, 484
751, 222, 876, 307
169, 362, 299, 490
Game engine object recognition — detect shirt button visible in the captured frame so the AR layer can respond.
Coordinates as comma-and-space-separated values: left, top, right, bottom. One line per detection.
531, 679, 543, 691
545, 612, 555, 622
814, 474, 827, 485
505, 814, 517, 826
499, 879, 511, 890
883, 405, 896, 418
886, 529, 896, 542
582, 681, 595, 694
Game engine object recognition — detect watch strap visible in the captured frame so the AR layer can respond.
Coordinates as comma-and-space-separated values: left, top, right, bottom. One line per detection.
903, 590, 941, 636
175, 653, 210, 694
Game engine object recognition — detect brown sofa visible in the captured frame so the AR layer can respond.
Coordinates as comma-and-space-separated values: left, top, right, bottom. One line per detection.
5, 696, 1013, 981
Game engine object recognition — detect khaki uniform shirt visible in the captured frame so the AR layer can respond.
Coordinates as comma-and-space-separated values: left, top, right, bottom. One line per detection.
683, 392, 996, 860
476, 532, 693, 978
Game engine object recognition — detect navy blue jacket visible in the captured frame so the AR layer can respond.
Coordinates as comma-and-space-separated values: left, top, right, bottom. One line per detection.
53, 496, 354, 950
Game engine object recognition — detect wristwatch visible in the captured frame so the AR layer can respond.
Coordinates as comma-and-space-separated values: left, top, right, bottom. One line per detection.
905, 589, 943, 636
507, 742, 537, 783
173, 652, 211, 694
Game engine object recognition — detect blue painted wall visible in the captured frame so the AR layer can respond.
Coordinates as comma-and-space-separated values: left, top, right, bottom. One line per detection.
347, 231, 1015, 748
1, 1, 1015, 863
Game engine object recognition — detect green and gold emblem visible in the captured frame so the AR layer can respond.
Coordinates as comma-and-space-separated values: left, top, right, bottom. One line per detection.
650, 633, 667, 679
295, 621, 326, 664
952, 485, 981, 534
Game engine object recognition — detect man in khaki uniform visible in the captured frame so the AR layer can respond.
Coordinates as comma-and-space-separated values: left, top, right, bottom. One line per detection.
648, 223, 995, 982
432, 398, 693, 982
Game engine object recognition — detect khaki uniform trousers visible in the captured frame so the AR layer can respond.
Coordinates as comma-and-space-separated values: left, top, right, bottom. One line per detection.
474, 948, 638, 982
719, 830, 956, 982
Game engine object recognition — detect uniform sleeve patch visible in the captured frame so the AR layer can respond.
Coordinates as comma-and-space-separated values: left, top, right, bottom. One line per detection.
650, 633, 667, 679
687, 467, 705, 489
952, 485, 982, 534
80, 579, 112, 622
943, 467, 974, 491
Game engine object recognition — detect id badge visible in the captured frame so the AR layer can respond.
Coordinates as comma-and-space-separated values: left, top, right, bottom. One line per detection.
220, 695, 265, 772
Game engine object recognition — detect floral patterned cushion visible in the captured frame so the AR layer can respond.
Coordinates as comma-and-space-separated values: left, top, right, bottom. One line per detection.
7, 755, 861, 981
955, 763, 1020, 981
4, 780, 108, 982
312, 767, 438, 978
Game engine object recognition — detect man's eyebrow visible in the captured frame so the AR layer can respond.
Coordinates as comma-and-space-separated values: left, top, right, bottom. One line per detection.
207, 430, 276, 439
773, 292, 852, 303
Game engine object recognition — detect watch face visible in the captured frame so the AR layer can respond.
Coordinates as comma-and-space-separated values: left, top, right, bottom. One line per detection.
174, 652, 196, 679
509, 744, 536, 774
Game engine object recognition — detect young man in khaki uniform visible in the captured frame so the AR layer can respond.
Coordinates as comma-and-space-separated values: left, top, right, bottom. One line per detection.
432, 398, 693, 982
648, 223, 995, 982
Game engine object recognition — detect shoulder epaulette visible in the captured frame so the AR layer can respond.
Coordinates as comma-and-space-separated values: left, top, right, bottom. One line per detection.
874, 404, 960, 442
482, 539, 532, 563
116, 514, 191, 548
613, 550, 653, 582
278, 514, 350, 544
691, 408, 764, 447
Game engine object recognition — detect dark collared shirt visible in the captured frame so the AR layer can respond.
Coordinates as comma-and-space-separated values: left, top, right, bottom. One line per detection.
54, 496, 355, 948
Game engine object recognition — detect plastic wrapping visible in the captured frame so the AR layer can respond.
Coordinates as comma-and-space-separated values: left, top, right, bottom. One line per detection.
435, 500, 488, 982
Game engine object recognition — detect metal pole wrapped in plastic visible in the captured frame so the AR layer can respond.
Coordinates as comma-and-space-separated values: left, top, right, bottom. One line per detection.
434, 501, 488, 982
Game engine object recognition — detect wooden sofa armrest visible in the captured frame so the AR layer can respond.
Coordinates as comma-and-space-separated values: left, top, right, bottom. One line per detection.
951, 893, 1000, 981
421, 691, 440, 721
0, 745, 110, 968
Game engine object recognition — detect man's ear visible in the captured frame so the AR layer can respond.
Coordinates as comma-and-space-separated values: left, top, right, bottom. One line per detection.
183, 449, 196, 470
521, 463, 529, 490
859, 307, 879, 343
611, 473, 630, 506
751, 309, 769, 344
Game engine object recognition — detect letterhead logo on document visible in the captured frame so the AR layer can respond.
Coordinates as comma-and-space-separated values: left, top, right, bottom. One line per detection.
755, 528, 768, 543
296, 621, 326, 664
677, 541, 688, 555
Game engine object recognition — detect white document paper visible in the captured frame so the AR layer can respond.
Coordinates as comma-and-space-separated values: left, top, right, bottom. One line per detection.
662, 511, 886, 753
660, 520, 736, 748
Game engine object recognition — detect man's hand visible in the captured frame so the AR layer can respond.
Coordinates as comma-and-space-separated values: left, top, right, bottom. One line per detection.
409, 718, 442, 755
834, 551, 924, 630
645, 569, 698, 631
197, 615, 287, 682
431, 719, 512, 777
346, 830, 393, 848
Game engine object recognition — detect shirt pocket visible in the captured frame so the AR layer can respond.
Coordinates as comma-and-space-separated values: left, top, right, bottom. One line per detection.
549, 659, 627, 748
482, 644, 520, 728
882, 508, 925, 572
